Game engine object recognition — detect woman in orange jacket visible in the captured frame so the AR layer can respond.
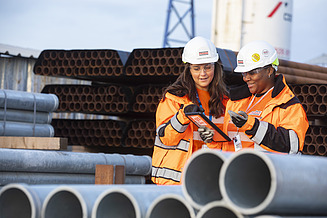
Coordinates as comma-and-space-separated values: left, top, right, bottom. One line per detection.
151, 36, 228, 185
223, 40, 309, 154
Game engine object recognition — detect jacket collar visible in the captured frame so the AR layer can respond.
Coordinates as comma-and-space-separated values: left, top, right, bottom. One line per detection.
230, 74, 286, 101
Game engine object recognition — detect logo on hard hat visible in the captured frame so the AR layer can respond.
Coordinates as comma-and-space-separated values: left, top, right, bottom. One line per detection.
238, 60, 244, 65
199, 51, 209, 56
262, 49, 269, 57
252, 53, 260, 62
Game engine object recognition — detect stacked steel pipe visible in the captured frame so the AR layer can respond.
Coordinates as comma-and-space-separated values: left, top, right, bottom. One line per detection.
124, 48, 184, 77
278, 59, 327, 84
302, 125, 327, 156
288, 84, 327, 157
51, 119, 125, 147
123, 120, 156, 148
132, 85, 164, 113
289, 84, 327, 115
51, 119, 156, 149
0, 148, 151, 186
33, 49, 129, 79
0, 89, 58, 137
41, 84, 132, 114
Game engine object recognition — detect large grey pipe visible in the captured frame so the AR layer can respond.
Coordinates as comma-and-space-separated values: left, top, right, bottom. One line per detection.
0, 109, 52, 124
0, 148, 152, 176
40, 184, 183, 218
0, 121, 54, 137
92, 185, 184, 218
145, 193, 195, 218
195, 201, 244, 218
0, 183, 58, 218
182, 149, 231, 209
220, 149, 327, 215
0, 172, 145, 185
0, 89, 59, 112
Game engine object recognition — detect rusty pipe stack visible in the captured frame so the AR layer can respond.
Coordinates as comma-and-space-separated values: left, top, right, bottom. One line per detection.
125, 48, 184, 77
289, 84, 327, 157
132, 85, 164, 113
278, 59, 327, 84
52, 119, 156, 149
33, 50, 127, 79
52, 119, 125, 147
303, 125, 327, 156
124, 120, 156, 149
290, 84, 327, 115
41, 84, 132, 114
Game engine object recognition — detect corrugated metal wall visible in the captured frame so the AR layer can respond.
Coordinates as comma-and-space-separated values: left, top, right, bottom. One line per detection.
0, 56, 104, 119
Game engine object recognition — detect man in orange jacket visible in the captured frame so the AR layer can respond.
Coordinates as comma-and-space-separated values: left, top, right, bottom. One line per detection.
151, 36, 228, 185
223, 40, 309, 154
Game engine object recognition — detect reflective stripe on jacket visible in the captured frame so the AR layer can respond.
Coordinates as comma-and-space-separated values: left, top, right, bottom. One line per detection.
152, 92, 227, 185
222, 74, 309, 154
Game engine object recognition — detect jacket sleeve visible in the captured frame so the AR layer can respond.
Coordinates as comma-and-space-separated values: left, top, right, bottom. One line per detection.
156, 97, 192, 147
243, 102, 309, 154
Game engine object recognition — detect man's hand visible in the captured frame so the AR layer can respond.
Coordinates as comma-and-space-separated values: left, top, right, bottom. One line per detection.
198, 126, 214, 143
228, 110, 248, 128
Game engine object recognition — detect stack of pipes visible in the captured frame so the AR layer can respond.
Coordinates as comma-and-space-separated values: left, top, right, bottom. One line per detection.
0, 89, 58, 137
41, 84, 165, 115
41, 84, 132, 114
33, 50, 129, 79
0, 148, 152, 186
1, 149, 327, 217
51, 119, 156, 148
289, 84, 327, 115
182, 149, 327, 217
303, 125, 327, 156
123, 120, 156, 148
124, 48, 184, 77
33, 48, 327, 85
132, 85, 164, 113
288, 84, 327, 156
51, 119, 126, 147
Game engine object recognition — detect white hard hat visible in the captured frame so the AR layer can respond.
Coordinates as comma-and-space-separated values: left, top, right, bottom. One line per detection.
182, 36, 219, 64
234, 40, 279, 73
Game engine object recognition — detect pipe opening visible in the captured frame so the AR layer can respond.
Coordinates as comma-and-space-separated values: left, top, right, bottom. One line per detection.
200, 206, 239, 218
148, 198, 191, 218
94, 192, 137, 218
44, 191, 83, 218
184, 152, 224, 207
224, 154, 271, 208
0, 188, 32, 218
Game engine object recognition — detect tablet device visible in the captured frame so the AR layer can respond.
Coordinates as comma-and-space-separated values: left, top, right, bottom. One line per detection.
185, 111, 231, 142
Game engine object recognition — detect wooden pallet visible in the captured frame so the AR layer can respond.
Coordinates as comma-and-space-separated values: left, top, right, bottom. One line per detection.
0, 136, 67, 150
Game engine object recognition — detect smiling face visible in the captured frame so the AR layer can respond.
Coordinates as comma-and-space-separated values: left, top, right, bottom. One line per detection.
242, 65, 274, 94
190, 63, 215, 91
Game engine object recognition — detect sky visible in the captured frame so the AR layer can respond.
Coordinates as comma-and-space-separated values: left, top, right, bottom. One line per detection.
0, 0, 326, 63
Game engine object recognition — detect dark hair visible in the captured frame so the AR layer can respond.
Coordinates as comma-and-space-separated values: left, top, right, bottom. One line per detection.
162, 62, 228, 118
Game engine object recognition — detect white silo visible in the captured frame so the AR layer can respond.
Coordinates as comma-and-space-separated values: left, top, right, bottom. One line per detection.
211, 0, 293, 60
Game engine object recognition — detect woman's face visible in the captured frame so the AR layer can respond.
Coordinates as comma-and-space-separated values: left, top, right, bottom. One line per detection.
190, 63, 215, 91
242, 66, 273, 94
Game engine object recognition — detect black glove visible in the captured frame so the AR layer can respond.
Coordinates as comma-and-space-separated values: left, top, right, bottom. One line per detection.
228, 110, 248, 128
183, 104, 204, 114
198, 126, 214, 143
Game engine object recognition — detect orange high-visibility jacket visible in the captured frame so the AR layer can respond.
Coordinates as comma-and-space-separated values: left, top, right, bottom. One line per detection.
152, 91, 227, 185
222, 74, 309, 154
